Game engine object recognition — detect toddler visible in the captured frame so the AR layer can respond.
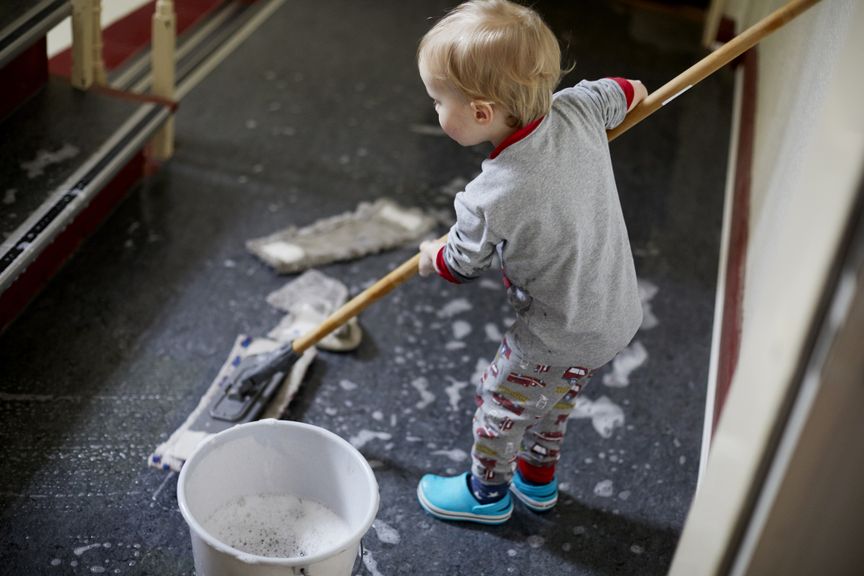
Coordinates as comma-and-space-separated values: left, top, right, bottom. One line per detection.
416, 0, 647, 524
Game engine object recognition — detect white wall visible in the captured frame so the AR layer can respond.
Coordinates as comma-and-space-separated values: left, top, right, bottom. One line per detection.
727, 0, 860, 340
670, 0, 863, 573
47, 0, 152, 57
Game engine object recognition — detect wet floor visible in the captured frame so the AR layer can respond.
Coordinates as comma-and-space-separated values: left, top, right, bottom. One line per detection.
0, 1, 731, 574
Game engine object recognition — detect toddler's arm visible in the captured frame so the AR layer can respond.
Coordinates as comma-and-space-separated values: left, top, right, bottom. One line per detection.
418, 190, 499, 284
561, 78, 646, 131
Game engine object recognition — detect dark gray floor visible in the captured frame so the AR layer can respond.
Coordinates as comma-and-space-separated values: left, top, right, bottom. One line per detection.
0, 1, 732, 574
0, 79, 149, 240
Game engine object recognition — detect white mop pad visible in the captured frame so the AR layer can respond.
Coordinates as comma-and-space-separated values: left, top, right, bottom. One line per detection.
150, 271, 362, 471
266, 270, 362, 351
246, 198, 436, 274
149, 336, 316, 472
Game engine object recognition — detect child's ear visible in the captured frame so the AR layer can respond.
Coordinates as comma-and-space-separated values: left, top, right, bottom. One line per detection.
470, 101, 494, 125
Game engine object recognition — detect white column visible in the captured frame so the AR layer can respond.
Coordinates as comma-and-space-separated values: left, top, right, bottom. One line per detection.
92, 0, 107, 85
70, 0, 94, 89
150, 0, 176, 160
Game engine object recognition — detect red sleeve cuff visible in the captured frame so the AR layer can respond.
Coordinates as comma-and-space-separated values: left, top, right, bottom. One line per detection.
608, 77, 634, 109
435, 246, 461, 284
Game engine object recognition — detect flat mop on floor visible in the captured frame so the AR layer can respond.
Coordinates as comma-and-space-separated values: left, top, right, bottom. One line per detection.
247, 198, 437, 274
152, 197, 434, 472
150, 271, 361, 471
151, 336, 316, 471
150, 0, 821, 471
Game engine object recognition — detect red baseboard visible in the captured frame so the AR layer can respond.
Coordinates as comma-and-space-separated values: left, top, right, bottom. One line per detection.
0, 153, 146, 334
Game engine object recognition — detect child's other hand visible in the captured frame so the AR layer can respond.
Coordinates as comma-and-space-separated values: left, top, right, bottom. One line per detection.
418, 240, 445, 277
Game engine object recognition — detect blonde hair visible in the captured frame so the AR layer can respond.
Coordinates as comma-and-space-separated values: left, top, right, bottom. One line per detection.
418, 0, 564, 128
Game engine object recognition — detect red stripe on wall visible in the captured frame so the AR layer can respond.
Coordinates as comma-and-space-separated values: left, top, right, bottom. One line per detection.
49, 0, 224, 77
713, 48, 758, 434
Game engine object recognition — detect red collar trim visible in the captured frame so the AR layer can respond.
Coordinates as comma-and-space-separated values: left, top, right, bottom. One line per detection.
489, 116, 544, 159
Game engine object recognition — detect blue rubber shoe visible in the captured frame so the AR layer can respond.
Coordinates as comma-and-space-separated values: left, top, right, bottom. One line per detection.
417, 472, 513, 525
510, 470, 558, 512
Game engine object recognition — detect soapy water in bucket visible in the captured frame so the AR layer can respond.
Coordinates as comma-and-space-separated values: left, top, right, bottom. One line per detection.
203, 494, 352, 558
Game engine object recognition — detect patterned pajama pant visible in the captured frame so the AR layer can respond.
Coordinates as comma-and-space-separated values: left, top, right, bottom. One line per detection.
471, 336, 593, 485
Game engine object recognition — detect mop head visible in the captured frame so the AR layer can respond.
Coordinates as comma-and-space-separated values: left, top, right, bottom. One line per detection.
150, 336, 316, 472
266, 270, 362, 351
149, 271, 362, 471
246, 198, 436, 274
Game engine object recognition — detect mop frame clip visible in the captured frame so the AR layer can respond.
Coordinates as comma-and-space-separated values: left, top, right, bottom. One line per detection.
209, 341, 300, 422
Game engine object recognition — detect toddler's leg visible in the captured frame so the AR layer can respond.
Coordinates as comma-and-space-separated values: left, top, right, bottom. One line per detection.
517, 367, 592, 483
416, 338, 591, 524
471, 338, 585, 486
502, 364, 591, 513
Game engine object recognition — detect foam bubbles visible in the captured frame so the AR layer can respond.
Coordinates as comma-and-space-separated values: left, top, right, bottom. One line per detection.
203, 494, 351, 559
569, 396, 625, 438
603, 341, 648, 388
594, 480, 614, 497
452, 320, 472, 339
438, 298, 472, 318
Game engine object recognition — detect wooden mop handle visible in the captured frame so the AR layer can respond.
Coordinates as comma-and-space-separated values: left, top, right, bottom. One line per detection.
607, 0, 821, 141
292, 234, 449, 353
292, 0, 823, 354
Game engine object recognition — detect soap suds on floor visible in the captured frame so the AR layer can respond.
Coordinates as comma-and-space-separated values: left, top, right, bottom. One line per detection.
372, 519, 401, 545
437, 298, 472, 318
73, 544, 102, 556
603, 341, 648, 388
339, 379, 358, 391
638, 279, 659, 330
363, 550, 385, 576
430, 448, 468, 462
349, 430, 392, 450
21, 143, 80, 178
570, 396, 625, 438
452, 320, 471, 339
410, 378, 435, 409
594, 479, 614, 497
484, 323, 502, 342
443, 377, 468, 411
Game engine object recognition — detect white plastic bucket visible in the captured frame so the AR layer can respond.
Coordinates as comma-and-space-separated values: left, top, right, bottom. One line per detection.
177, 419, 379, 576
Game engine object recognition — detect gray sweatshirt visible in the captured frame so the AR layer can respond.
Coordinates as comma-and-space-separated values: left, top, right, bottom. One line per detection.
442, 79, 642, 368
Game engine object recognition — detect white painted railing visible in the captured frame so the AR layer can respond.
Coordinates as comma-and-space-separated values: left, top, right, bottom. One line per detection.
69, 0, 177, 160
150, 0, 176, 159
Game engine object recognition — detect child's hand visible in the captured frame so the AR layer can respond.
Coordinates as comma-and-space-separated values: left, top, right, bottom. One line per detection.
627, 79, 648, 112
418, 240, 445, 277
